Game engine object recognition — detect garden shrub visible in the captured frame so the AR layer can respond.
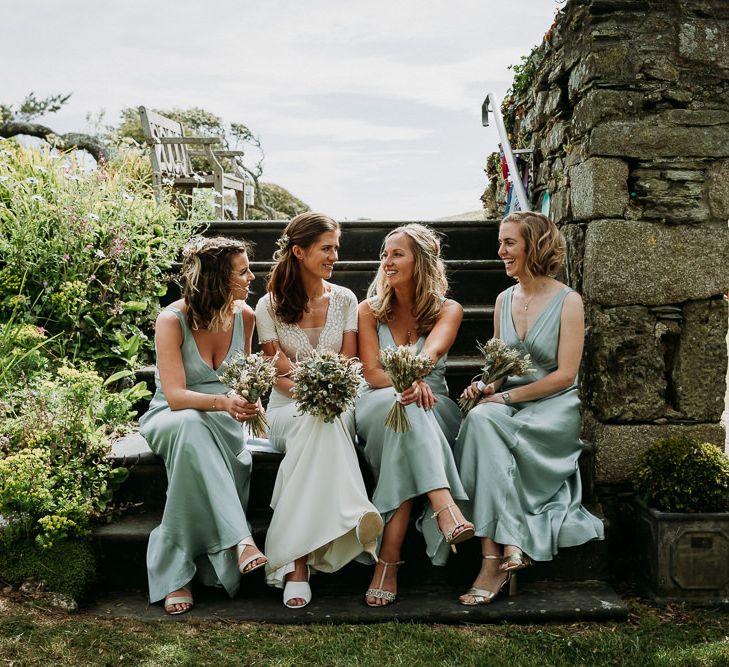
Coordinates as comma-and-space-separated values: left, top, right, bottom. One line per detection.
0, 537, 97, 600
633, 436, 729, 513
0, 138, 198, 374
0, 326, 134, 597
0, 362, 131, 548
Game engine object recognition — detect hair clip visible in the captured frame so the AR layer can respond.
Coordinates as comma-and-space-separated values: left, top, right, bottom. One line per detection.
275, 234, 290, 253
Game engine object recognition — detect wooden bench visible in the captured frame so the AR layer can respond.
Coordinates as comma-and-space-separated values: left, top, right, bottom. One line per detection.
138, 106, 250, 220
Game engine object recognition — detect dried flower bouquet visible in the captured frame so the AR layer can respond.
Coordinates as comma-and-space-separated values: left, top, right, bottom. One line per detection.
458, 338, 532, 412
379, 345, 434, 433
220, 351, 279, 437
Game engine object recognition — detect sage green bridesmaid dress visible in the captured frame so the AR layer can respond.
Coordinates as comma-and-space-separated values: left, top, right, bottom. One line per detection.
355, 322, 467, 565
455, 286, 604, 562
139, 305, 253, 603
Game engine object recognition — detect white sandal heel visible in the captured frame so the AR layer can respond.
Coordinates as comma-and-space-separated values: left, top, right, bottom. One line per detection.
164, 586, 193, 615
236, 538, 268, 575
283, 565, 311, 608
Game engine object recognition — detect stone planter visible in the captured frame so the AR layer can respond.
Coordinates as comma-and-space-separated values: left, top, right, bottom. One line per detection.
632, 497, 729, 604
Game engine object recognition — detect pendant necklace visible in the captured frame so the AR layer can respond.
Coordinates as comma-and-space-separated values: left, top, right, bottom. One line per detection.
521, 288, 536, 311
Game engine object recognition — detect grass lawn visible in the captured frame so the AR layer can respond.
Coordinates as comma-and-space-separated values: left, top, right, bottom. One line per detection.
0, 597, 728, 666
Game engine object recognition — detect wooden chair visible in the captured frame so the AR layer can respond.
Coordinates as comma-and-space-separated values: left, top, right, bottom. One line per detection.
138, 106, 247, 219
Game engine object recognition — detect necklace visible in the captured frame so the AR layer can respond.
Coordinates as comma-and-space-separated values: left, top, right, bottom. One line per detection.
520, 287, 536, 311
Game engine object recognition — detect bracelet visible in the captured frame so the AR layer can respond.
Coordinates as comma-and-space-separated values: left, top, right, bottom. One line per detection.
212, 395, 218, 411
476, 380, 487, 392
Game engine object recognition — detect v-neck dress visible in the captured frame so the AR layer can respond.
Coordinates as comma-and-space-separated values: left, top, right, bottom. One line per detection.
355, 321, 467, 566
454, 286, 604, 561
255, 286, 380, 589
139, 305, 253, 604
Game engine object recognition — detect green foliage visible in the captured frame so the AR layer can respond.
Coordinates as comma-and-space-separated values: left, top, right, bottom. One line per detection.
0, 138, 197, 373
0, 537, 96, 600
508, 50, 538, 100
115, 106, 225, 146
0, 321, 53, 388
247, 182, 309, 221
485, 151, 502, 182
0, 363, 131, 548
0, 92, 72, 123
633, 436, 729, 513
500, 45, 538, 140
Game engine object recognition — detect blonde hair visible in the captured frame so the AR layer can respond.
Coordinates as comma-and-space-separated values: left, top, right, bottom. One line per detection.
267, 212, 340, 324
180, 236, 251, 331
501, 211, 565, 279
367, 223, 448, 335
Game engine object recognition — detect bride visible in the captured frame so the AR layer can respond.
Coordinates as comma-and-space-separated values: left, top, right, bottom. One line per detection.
255, 212, 383, 608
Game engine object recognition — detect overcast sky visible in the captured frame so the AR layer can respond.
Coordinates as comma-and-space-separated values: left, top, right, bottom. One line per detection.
2, 1, 561, 220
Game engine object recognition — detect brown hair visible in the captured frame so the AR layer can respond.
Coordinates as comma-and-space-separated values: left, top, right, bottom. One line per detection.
501, 211, 565, 279
367, 223, 448, 335
267, 212, 340, 324
180, 236, 252, 331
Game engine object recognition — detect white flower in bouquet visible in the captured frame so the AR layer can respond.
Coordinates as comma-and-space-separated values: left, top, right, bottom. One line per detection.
379, 345, 435, 433
458, 338, 532, 413
291, 349, 363, 424
220, 351, 279, 438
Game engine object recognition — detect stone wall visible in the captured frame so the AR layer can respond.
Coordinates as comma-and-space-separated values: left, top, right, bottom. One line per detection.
509, 0, 729, 485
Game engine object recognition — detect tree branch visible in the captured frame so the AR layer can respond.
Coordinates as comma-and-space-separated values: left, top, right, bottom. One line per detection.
0, 121, 109, 162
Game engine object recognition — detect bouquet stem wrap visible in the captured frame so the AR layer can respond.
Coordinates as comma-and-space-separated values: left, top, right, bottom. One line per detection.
220, 352, 279, 438
458, 338, 532, 413
379, 345, 434, 433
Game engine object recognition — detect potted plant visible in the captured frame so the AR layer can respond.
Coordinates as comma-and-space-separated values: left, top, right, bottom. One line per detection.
631, 435, 729, 604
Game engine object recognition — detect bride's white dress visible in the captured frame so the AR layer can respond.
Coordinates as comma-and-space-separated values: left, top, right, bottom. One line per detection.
255, 284, 379, 588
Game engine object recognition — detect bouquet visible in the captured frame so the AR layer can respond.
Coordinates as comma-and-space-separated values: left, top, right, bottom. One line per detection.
458, 338, 532, 413
379, 345, 434, 433
292, 350, 363, 423
220, 351, 279, 438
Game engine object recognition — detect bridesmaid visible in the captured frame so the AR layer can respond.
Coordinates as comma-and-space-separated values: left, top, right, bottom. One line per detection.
355, 223, 473, 607
456, 211, 604, 606
140, 236, 267, 615
255, 212, 383, 609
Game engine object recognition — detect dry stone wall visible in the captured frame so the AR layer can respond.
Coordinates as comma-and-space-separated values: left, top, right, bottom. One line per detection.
509, 0, 729, 485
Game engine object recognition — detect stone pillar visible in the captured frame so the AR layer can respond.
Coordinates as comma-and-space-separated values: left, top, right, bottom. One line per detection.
510, 0, 729, 487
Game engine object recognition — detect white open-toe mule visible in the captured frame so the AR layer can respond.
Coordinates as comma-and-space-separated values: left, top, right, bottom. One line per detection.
283, 566, 311, 609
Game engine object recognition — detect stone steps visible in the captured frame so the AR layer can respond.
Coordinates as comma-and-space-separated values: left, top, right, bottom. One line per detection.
201, 219, 503, 262
98, 432, 604, 592
94, 218, 620, 621
84, 580, 627, 623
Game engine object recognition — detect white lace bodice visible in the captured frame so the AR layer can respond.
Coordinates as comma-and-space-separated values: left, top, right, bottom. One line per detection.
255, 284, 358, 360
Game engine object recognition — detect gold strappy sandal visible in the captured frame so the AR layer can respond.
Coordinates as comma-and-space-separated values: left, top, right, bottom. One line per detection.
459, 555, 515, 606
431, 503, 475, 553
500, 550, 533, 573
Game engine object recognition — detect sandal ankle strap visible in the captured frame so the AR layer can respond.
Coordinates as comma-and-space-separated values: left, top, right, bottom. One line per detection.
482, 554, 501, 560
430, 502, 456, 520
